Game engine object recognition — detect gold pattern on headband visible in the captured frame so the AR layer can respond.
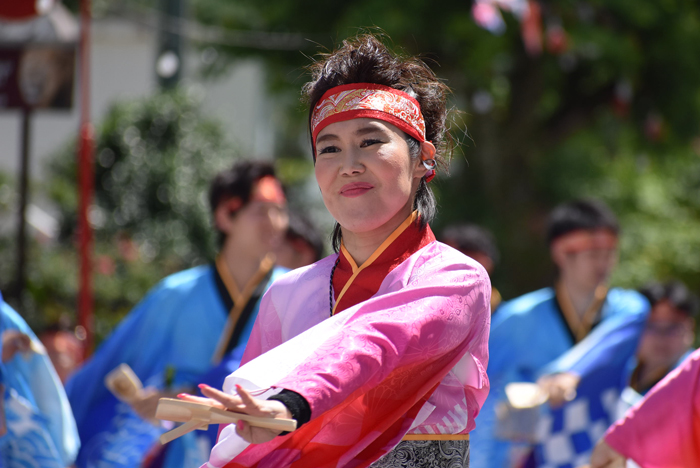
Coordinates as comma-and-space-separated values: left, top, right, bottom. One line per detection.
311, 83, 426, 145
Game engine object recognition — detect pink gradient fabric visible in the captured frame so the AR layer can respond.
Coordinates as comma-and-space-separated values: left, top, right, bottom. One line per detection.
605, 348, 700, 467
205, 241, 491, 468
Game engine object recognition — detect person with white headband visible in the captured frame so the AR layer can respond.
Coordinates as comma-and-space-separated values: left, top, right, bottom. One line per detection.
66, 161, 289, 468
178, 34, 491, 468
470, 199, 650, 468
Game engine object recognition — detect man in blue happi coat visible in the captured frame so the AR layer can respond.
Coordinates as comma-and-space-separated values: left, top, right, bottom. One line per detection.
470, 199, 650, 468
1, 292, 80, 467
66, 161, 290, 468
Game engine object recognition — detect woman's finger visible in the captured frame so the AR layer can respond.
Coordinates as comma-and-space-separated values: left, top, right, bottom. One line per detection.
198, 384, 244, 410
235, 419, 278, 444
234, 384, 261, 410
235, 419, 250, 439
177, 393, 225, 409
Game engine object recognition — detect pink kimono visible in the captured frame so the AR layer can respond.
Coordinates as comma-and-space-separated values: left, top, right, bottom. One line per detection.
605, 348, 700, 467
203, 215, 491, 468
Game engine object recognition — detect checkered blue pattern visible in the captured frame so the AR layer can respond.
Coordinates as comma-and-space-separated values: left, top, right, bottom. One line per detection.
533, 387, 618, 468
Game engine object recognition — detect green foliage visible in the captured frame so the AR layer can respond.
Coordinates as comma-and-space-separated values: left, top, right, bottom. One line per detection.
8, 1, 700, 333
600, 151, 700, 291
2, 89, 233, 339
534, 118, 700, 292
49, 89, 230, 265
3, 238, 183, 341
0, 171, 14, 213
188, 0, 700, 298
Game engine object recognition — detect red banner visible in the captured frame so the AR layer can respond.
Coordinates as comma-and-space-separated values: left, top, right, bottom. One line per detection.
0, 0, 55, 20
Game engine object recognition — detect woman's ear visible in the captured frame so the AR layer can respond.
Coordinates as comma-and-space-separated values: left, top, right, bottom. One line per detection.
420, 141, 436, 161
414, 141, 436, 178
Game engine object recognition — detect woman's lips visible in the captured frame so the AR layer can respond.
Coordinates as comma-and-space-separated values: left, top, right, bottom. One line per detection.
340, 182, 374, 198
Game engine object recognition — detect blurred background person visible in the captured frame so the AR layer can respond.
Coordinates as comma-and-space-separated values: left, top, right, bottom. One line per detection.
66, 161, 289, 468
590, 347, 700, 468
38, 315, 85, 384
275, 210, 325, 270
441, 223, 502, 310
617, 280, 698, 413
0, 291, 80, 467
471, 199, 649, 468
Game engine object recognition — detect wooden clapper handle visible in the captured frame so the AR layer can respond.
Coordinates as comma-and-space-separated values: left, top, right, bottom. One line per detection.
105, 363, 143, 403
155, 398, 297, 444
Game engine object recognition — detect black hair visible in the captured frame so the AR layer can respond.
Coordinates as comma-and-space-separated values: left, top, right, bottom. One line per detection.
440, 223, 500, 265
304, 34, 450, 252
208, 160, 278, 246
546, 199, 620, 246
639, 281, 700, 318
286, 211, 325, 262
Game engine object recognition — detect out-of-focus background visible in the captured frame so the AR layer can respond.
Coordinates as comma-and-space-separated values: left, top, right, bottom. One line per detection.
1, 0, 699, 344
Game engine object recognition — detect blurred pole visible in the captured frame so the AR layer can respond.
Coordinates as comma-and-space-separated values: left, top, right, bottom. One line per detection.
77, 0, 94, 358
14, 108, 32, 310
157, 0, 184, 89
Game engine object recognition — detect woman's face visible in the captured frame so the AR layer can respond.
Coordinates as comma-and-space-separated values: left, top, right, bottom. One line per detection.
314, 118, 428, 235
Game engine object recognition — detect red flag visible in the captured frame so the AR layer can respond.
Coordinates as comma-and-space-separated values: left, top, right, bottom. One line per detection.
521, 0, 543, 56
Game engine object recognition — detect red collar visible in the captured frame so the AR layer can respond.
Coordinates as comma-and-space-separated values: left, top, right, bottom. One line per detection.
332, 212, 435, 315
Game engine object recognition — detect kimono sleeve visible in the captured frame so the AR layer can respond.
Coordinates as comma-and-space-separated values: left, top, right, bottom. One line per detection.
1, 299, 80, 466
65, 279, 181, 425
273, 264, 491, 419
604, 349, 700, 467
470, 300, 538, 468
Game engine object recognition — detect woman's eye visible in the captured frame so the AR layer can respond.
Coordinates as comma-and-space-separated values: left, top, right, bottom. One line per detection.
318, 145, 340, 155
360, 138, 382, 148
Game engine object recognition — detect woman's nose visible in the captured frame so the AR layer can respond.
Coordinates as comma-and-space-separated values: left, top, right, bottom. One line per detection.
339, 148, 365, 175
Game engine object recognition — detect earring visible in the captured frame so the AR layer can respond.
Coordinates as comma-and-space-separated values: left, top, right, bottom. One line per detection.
422, 159, 436, 170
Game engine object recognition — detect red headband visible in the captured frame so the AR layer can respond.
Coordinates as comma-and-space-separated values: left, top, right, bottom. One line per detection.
311, 83, 426, 151
226, 176, 286, 213
252, 176, 286, 204
551, 228, 618, 257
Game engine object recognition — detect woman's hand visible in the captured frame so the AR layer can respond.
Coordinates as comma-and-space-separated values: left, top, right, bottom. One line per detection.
178, 383, 292, 444
538, 372, 580, 408
1, 330, 32, 363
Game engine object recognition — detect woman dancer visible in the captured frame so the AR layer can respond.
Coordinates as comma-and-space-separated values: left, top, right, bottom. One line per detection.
181, 34, 491, 468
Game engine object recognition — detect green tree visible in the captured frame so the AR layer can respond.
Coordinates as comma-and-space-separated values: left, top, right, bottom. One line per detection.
1, 89, 233, 339
50, 89, 231, 264
186, 0, 700, 297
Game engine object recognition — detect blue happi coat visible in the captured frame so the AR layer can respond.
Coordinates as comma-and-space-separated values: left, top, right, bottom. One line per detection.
66, 265, 286, 468
470, 287, 649, 468
0, 293, 80, 468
